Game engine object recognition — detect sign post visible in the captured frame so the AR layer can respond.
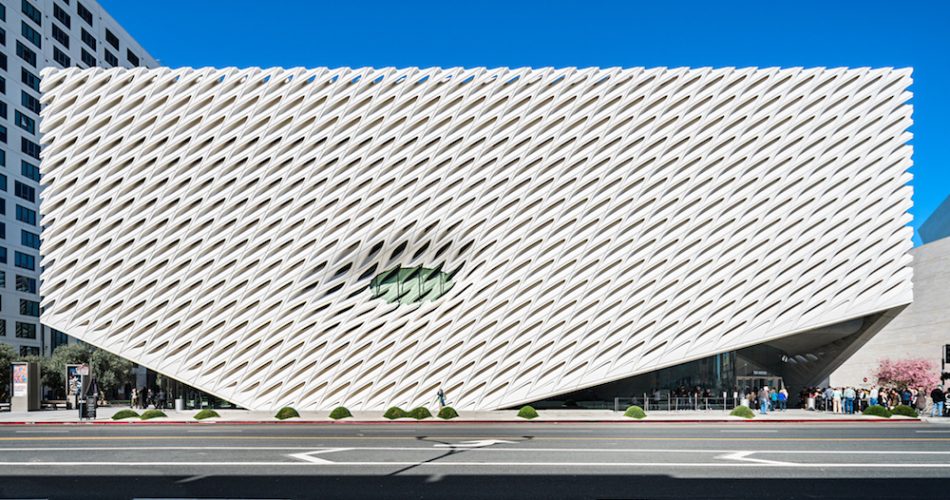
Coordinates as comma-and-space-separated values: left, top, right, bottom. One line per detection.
10, 362, 40, 411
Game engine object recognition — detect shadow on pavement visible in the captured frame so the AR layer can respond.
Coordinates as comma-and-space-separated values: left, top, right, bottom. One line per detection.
0, 475, 943, 499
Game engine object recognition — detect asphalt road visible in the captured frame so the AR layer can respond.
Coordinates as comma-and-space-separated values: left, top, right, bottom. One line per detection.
0, 421, 948, 499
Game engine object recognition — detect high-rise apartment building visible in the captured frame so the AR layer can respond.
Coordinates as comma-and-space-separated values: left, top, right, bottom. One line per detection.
0, 0, 156, 356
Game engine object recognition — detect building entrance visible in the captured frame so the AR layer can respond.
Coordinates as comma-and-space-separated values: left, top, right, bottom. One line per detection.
736, 375, 785, 391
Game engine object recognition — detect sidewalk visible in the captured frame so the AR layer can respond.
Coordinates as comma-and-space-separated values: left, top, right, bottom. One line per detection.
0, 407, 923, 424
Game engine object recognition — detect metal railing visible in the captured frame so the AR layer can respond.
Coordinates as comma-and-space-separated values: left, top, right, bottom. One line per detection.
613, 394, 746, 412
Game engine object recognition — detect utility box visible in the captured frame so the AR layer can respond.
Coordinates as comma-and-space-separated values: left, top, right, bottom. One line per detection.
11, 362, 41, 411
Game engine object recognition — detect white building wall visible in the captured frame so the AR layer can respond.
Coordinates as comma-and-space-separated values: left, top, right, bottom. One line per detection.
0, 0, 156, 357
39, 66, 914, 410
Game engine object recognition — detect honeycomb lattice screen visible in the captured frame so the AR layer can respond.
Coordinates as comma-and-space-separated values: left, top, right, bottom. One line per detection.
39, 66, 914, 410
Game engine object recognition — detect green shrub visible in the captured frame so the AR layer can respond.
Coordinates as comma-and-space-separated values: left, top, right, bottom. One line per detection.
624, 405, 647, 419
892, 404, 918, 418
329, 406, 352, 420
275, 407, 300, 420
517, 405, 539, 419
194, 409, 220, 420
140, 409, 167, 420
408, 407, 432, 420
729, 405, 755, 419
383, 407, 407, 419
863, 405, 892, 418
112, 409, 139, 420
437, 406, 459, 420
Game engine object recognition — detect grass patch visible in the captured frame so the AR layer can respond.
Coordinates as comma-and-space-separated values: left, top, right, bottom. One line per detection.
892, 404, 918, 418
408, 407, 432, 420
329, 406, 352, 420
437, 406, 459, 420
140, 409, 167, 420
517, 406, 539, 419
194, 409, 220, 420
624, 405, 647, 419
729, 405, 755, 419
112, 409, 139, 420
862, 405, 892, 418
275, 407, 300, 420
383, 407, 408, 419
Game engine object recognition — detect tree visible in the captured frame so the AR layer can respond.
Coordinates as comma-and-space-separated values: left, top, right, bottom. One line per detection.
0, 343, 16, 399
44, 344, 134, 398
875, 358, 940, 390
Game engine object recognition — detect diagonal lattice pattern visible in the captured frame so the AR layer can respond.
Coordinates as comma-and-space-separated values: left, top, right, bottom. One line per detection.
40, 66, 913, 410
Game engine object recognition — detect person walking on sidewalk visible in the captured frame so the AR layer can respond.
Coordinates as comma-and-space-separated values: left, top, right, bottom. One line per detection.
778, 387, 788, 411
870, 386, 879, 407
931, 386, 945, 417
758, 386, 769, 415
833, 387, 843, 413
436, 388, 446, 409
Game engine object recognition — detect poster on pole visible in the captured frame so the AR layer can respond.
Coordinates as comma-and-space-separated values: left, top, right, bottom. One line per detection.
12, 364, 28, 397
66, 364, 82, 398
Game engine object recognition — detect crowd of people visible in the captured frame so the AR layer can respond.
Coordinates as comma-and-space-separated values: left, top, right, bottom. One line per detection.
797, 385, 948, 416
129, 387, 168, 410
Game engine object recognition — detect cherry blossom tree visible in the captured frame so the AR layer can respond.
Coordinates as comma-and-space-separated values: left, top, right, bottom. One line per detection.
875, 358, 940, 390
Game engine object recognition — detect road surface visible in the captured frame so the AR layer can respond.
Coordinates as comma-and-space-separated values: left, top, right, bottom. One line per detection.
0, 421, 947, 498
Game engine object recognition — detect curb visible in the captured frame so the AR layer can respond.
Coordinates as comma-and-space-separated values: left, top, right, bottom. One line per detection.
0, 418, 922, 425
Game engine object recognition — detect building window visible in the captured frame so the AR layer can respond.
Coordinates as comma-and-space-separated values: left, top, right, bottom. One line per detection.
0, 126, 6, 144
14, 251, 35, 270
0, 102, 6, 119
0, 319, 4, 336
20, 69, 40, 93
0, 76, 5, 94
0, 198, 5, 215
20, 231, 39, 250
0, 271, 5, 288
15, 321, 37, 339
77, 2, 93, 26
81, 28, 96, 50
52, 23, 70, 49
15, 205, 36, 225
0, 222, 5, 239
53, 47, 71, 67
80, 49, 96, 67
20, 346, 39, 356
21, 161, 40, 182
21, 138, 40, 160
19, 299, 40, 317
14, 111, 35, 134
21, 21, 41, 49
127, 50, 140, 66
0, 27, 6, 46
54, 3, 71, 28
0, 5, 5, 22
16, 275, 37, 293
0, 54, 6, 71
22, 0, 42, 25
0, 174, 6, 192
14, 181, 35, 203
21, 92, 40, 114
104, 50, 118, 67
15, 41, 36, 67
0, 247, 6, 263
105, 28, 120, 50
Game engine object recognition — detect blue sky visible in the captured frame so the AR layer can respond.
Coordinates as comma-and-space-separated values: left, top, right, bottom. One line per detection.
100, 0, 949, 243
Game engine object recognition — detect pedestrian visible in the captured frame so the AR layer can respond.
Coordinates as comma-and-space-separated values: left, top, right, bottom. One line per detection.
436, 388, 446, 408
130, 388, 138, 409
869, 386, 879, 407
916, 387, 927, 414
843, 386, 856, 414
758, 386, 769, 415
931, 386, 945, 417
158, 389, 166, 410
833, 387, 842, 413
778, 387, 788, 411
901, 388, 912, 407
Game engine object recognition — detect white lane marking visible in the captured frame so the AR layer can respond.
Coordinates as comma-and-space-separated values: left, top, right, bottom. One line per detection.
719, 430, 778, 433
287, 448, 352, 464
0, 461, 948, 468
916, 430, 950, 433
1, 446, 950, 455
433, 439, 517, 448
716, 451, 792, 466
14, 430, 69, 434
175, 474, 212, 484
186, 429, 243, 433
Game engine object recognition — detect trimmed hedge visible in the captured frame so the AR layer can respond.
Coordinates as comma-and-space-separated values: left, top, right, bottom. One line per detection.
384, 407, 408, 419
863, 405, 892, 418
729, 405, 755, 419
329, 406, 352, 420
892, 404, 918, 418
112, 409, 140, 420
194, 409, 220, 420
140, 409, 167, 420
438, 406, 459, 420
275, 407, 300, 420
517, 405, 539, 419
624, 405, 647, 419
408, 407, 432, 420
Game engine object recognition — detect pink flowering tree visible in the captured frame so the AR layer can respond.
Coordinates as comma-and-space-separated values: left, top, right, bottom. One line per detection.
875, 358, 940, 390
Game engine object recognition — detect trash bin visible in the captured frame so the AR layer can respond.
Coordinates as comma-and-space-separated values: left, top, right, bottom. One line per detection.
175, 398, 184, 411
85, 397, 98, 419
77, 399, 87, 419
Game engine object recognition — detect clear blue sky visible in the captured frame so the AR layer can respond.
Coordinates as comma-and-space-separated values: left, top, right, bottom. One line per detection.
100, 0, 949, 244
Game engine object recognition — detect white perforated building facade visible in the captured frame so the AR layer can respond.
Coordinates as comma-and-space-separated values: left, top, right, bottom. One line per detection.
39, 66, 914, 410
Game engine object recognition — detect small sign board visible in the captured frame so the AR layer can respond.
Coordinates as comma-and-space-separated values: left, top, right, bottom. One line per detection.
77, 364, 90, 376
12, 364, 28, 397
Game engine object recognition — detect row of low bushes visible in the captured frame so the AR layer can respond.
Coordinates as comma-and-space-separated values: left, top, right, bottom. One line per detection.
863, 404, 918, 418
275, 405, 461, 420
113, 409, 220, 421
